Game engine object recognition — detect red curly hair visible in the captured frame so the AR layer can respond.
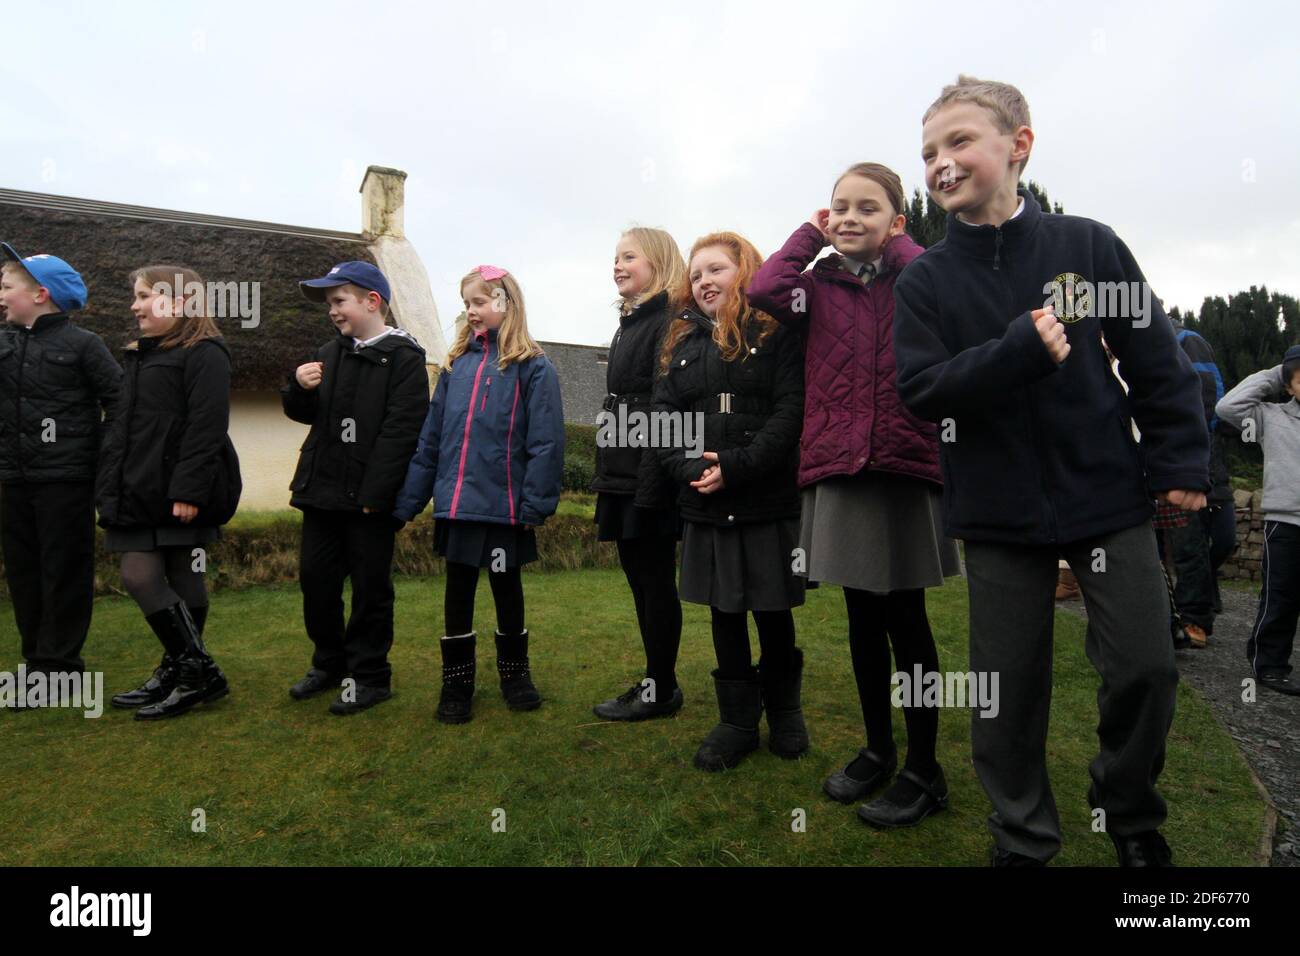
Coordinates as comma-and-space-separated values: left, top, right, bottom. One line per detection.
657, 231, 778, 375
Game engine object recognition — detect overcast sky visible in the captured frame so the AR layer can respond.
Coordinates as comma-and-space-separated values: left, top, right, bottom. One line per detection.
2, 0, 1297, 349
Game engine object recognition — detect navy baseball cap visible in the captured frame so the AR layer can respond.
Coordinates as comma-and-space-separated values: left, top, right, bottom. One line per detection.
1, 242, 88, 311
299, 261, 390, 304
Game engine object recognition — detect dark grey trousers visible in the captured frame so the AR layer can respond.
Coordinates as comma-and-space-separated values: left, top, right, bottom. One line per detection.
964, 521, 1178, 862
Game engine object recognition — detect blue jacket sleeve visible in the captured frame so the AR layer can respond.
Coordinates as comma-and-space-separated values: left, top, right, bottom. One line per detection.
393, 368, 449, 521
519, 357, 565, 526
893, 262, 1061, 421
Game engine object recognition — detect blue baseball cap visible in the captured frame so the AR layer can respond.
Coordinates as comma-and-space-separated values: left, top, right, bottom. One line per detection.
299, 260, 390, 304
1, 242, 88, 312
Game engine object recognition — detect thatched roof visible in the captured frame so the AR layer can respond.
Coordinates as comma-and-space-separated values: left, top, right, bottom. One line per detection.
1, 188, 377, 391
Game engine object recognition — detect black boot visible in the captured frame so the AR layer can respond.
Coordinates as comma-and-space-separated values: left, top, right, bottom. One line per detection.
437, 632, 476, 724
111, 604, 192, 709
693, 668, 763, 772
495, 629, 541, 711
760, 647, 809, 759
135, 603, 229, 720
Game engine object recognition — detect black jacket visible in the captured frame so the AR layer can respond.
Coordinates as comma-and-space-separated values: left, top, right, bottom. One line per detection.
593, 290, 675, 508
0, 313, 122, 484
96, 336, 242, 530
282, 329, 429, 513
893, 188, 1210, 545
650, 308, 803, 525
1173, 323, 1233, 504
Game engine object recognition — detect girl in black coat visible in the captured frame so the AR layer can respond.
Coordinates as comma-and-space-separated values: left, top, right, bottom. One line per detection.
97, 264, 242, 720
652, 231, 807, 771
591, 227, 688, 722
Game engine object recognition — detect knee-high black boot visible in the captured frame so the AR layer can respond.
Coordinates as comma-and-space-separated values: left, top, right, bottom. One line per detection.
135, 602, 229, 720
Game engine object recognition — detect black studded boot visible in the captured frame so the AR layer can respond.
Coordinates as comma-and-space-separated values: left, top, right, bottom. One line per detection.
495, 629, 541, 711
437, 632, 476, 724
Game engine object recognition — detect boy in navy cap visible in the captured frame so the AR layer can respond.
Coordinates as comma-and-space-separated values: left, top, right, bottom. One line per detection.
894, 76, 1210, 866
282, 261, 428, 715
0, 244, 122, 689
1216, 345, 1300, 696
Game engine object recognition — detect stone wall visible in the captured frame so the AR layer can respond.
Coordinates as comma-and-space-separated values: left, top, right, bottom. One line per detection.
1221, 488, 1267, 582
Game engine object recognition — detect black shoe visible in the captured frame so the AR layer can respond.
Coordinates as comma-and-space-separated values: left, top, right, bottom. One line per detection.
1258, 672, 1300, 696
693, 668, 763, 772
992, 847, 1047, 867
438, 632, 476, 724
111, 654, 180, 709
760, 647, 809, 759
329, 684, 393, 716
857, 766, 948, 828
134, 603, 229, 720
1111, 830, 1173, 867
824, 747, 897, 803
593, 680, 684, 721
289, 669, 346, 700
495, 629, 541, 711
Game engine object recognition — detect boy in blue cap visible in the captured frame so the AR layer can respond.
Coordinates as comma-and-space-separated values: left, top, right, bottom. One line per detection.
1216, 344, 1300, 696
282, 261, 428, 715
894, 76, 1210, 866
0, 244, 122, 689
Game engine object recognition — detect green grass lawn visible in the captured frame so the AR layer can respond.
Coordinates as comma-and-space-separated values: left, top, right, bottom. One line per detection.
0, 569, 1265, 866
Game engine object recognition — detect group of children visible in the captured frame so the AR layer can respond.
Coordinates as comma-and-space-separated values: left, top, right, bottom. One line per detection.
3, 74, 1297, 867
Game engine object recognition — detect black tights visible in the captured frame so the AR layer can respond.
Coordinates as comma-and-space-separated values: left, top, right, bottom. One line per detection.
844, 587, 939, 775
710, 607, 797, 678
444, 561, 525, 636
120, 549, 208, 616
616, 536, 683, 690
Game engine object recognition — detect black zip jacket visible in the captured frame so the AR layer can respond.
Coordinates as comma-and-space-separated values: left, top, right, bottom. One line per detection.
893, 188, 1209, 545
650, 308, 803, 526
0, 313, 122, 483
282, 329, 429, 513
96, 335, 241, 530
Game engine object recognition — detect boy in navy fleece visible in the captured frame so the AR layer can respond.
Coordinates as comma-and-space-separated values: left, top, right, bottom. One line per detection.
893, 76, 1210, 867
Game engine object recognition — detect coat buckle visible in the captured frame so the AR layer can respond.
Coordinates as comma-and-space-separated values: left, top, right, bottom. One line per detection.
718, 392, 733, 414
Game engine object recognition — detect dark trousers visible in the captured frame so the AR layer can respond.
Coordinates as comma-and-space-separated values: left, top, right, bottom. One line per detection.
299, 507, 396, 688
1166, 504, 1236, 631
1, 481, 95, 672
616, 535, 683, 691
1247, 520, 1300, 677
964, 522, 1178, 861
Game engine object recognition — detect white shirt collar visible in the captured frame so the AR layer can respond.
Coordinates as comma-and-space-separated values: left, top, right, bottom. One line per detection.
353, 326, 397, 348
957, 196, 1025, 227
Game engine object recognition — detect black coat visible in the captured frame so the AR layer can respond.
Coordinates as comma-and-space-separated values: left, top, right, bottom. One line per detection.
282, 329, 429, 513
96, 336, 242, 530
0, 313, 122, 484
592, 290, 675, 508
650, 308, 804, 526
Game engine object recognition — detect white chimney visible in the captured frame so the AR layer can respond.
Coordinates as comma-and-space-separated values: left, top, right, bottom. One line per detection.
360, 165, 407, 239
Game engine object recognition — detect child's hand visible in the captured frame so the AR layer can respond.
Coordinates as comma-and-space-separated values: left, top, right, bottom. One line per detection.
173, 501, 199, 523
690, 451, 726, 494
296, 361, 324, 390
1158, 489, 1207, 512
1032, 306, 1070, 364
808, 209, 831, 244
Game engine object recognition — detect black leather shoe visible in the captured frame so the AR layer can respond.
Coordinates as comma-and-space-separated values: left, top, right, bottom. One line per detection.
134, 604, 229, 720
1259, 672, 1300, 696
823, 747, 897, 803
593, 681, 684, 721
857, 766, 948, 829
1111, 830, 1173, 867
111, 655, 180, 709
289, 669, 346, 700
329, 684, 393, 716
992, 847, 1047, 867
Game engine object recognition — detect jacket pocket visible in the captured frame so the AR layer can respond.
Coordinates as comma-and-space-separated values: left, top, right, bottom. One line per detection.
42, 350, 81, 388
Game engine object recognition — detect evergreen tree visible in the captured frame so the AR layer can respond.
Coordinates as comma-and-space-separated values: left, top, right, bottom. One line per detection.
905, 180, 1064, 248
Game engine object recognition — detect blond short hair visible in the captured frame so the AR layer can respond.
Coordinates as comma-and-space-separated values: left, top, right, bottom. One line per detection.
1, 260, 39, 290
924, 74, 1033, 173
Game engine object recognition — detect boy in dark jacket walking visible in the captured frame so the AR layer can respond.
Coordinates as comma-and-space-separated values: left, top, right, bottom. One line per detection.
0, 244, 121, 683
893, 77, 1210, 867
283, 262, 428, 715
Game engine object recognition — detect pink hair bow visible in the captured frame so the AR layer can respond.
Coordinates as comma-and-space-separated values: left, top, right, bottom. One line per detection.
476, 265, 509, 281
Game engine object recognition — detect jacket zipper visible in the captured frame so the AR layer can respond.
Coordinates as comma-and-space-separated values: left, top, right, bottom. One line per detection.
450, 334, 490, 518
15, 332, 28, 482
506, 378, 520, 524
480, 376, 490, 412
993, 226, 1004, 271
114, 352, 142, 509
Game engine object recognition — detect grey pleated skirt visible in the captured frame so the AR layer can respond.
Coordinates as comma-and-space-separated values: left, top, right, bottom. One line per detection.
679, 517, 806, 613
798, 471, 960, 593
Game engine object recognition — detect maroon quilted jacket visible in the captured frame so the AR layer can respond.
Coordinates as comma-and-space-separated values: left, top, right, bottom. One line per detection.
747, 223, 942, 489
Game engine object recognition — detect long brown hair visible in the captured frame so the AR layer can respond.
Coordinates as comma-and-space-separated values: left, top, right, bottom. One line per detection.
657, 232, 777, 375
446, 269, 544, 371
129, 264, 222, 350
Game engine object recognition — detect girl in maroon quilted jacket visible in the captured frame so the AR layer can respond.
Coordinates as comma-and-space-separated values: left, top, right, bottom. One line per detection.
748, 163, 960, 828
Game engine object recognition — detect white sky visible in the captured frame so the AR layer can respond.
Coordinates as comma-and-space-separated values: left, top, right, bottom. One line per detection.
2, 0, 1297, 348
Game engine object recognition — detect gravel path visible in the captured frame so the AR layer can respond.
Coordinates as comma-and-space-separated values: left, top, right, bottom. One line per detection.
1058, 585, 1298, 867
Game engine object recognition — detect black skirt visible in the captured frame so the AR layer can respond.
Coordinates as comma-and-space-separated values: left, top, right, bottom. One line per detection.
435, 518, 538, 569
594, 492, 682, 542
679, 517, 805, 613
105, 525, 221, 553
